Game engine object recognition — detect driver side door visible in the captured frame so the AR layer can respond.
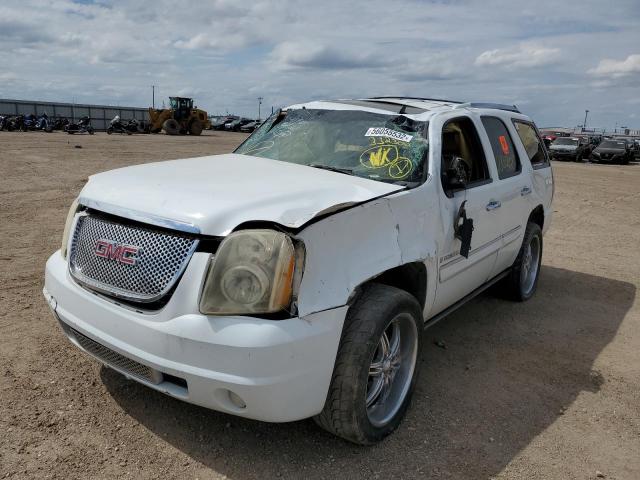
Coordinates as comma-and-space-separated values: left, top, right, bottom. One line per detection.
432, 114, 503, 314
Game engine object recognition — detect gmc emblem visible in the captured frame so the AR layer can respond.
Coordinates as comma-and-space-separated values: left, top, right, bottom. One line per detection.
95, 239, 140, 265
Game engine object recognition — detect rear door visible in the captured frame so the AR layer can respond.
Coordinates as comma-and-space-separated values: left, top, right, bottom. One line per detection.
479, 116, 533, 276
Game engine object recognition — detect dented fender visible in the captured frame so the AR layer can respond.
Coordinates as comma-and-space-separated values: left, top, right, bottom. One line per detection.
295, 183, 439, 318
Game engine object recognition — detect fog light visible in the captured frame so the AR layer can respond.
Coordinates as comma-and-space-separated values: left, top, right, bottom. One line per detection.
228, 390, 246, 409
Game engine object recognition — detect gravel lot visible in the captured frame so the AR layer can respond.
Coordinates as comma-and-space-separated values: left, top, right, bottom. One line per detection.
1, 131, 638, 479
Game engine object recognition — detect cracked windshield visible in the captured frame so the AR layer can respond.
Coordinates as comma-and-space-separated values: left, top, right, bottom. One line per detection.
235, 108, 429, 185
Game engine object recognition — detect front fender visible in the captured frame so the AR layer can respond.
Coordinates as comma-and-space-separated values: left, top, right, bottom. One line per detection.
294, 188, 439, 318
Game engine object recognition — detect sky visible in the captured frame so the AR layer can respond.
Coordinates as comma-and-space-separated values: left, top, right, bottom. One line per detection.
0, 0, 639, 129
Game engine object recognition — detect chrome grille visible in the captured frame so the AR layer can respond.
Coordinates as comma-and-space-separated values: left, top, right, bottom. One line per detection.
69, 327, 161, 384
69, 213, 198, 303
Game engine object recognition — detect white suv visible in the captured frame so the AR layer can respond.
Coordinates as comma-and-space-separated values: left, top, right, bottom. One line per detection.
44, 97, 553, 444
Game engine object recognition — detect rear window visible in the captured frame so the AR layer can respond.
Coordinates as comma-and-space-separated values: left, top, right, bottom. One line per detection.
513, 120, 549, 167
481, 116, 520, 179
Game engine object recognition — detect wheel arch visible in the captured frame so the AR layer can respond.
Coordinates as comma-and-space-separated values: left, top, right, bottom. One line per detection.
528, 204, 545, 230
351, 262, 428, 310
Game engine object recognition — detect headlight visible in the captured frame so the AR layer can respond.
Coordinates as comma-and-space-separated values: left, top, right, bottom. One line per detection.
199, 229, 299, 315
60, 198, 79, 259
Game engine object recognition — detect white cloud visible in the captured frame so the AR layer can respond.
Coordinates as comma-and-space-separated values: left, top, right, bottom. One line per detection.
174, 33, 254, 52
588, 54, 640, 78
270, 42, 392, 70
475, 44, 561, 68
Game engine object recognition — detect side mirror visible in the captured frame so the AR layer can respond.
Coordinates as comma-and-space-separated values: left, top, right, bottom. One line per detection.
442, 156, 469, 192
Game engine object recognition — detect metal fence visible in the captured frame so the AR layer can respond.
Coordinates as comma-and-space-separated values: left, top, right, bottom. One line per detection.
0, 98, 149, 131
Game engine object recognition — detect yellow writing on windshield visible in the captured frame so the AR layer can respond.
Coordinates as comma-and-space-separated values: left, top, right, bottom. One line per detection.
369, 147, 392, 167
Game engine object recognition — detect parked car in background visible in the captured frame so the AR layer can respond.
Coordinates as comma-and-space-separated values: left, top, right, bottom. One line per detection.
211, 116, 238, 130
239, 120, 261, 133
590, 139, 633, 164
548, 137, 591, 161
44, 97, 553, 445
613, 136, 640, 159
225, 117, 254, 131
541, 135, 554, 148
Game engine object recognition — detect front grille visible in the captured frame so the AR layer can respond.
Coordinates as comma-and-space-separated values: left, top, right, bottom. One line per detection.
69, 213, 198, 303
69, 327, 161, 384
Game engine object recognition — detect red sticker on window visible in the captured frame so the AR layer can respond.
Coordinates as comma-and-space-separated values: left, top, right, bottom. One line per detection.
499, 135, 510, 155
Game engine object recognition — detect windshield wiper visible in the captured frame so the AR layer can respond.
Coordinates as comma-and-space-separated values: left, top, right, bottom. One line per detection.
308, 164, 354, 176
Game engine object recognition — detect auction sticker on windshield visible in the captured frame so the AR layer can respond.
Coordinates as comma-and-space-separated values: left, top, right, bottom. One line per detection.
365, 127, 413, 143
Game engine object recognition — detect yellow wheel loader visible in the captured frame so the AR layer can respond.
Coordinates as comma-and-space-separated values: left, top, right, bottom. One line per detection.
148, 97, 210, 135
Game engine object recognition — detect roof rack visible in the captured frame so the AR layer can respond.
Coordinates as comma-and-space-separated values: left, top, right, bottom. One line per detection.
368, 96, 463, 104
455, 102, 521, 113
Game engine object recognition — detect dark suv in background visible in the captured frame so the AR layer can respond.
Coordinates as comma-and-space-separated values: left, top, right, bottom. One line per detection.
590, 139, 634, 164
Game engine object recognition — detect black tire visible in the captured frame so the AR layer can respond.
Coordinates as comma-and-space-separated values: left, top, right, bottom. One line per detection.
162, 119, 180, 135
106, 127, 113, 135
189, 119, 203, 136
501, 222, 543, 301
314, 284, 423, 445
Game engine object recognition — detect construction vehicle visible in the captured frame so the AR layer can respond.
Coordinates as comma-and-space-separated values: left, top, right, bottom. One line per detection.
148, 97, 210, 135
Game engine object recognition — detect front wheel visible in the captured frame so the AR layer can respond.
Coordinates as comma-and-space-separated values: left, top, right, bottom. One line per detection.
106, 127, 113, 135
502, 222, 543, 301
163, 119, 180, 135
314, 284, 422, 445
189, 119, 203, 136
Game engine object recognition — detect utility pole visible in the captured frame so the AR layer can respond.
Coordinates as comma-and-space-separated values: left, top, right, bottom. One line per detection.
257, 97, 263, 120
583, 110, 589, 131
152, 85, 155, 109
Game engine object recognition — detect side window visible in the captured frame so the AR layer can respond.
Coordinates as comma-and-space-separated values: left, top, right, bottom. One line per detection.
513, 120, 549, 168
441, 116, 491, 191
481, 116, 520, 179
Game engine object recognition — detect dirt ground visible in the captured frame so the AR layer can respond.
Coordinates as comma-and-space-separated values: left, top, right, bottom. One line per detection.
0, 131, 638, 480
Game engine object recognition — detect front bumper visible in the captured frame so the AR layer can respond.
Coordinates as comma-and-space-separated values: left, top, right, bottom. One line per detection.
44, 251, 346, 422
591, 154, 622, 163
550, 151, 578, 161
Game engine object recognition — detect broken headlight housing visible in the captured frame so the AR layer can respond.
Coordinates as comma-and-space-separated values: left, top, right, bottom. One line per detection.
60, 198, 80, 259
199, 230, 300, 315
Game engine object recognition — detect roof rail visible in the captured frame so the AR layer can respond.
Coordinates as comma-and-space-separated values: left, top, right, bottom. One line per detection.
368, 96, 463, 104
455, 102, 521, 113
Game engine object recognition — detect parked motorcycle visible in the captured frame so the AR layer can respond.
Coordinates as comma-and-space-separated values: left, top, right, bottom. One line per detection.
65, 116, 95, 135
0, 115, 7, 131
35, 113, 53, 133
22, 114, 38, 131
51, 118, 69, 131
107, 115, 133, 135
6, 115, 24, 131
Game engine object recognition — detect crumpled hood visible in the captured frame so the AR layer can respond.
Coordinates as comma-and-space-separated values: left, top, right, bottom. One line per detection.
79, 153, 402, 236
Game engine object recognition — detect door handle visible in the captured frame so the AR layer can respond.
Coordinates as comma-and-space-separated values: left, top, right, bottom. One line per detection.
521, 186, 532, 196
486, 200, 501, 211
